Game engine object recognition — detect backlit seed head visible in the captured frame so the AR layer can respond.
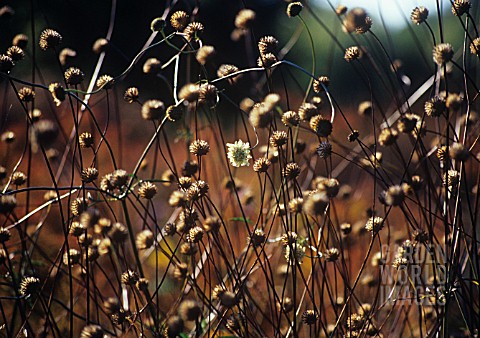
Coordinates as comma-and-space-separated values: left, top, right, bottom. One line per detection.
340, 222, 352, 235
325, 248, 340, 261
281, 231, 298, 247
343, 8, 372, 34
203, 216, 221, 233
124, 87, 139, 103
108, 222, 128, 243
168, 189, 187, 208
39, 29, 62, 50
63, 249, 81, 266
180, 242, 198, 256
316, 141, 332, 158
69, 221, 86, 237
143, 57, 162, 74
288, 198, 303, 214
378, 128, 398, 146
96, 74, 114, 89
411, 6, 429, 24
18, 87, 35, 102
365, 216, 384, 233
92, 38, 109, 54
249, 229, 266, 247
81, 167, 99, 183
178, 299, 201, 321
70, 198, 88, 216
136, 229, 154, 249
6, 46, 24, 62
103, 297, 121, 315
64, 67, 85, 85
282, 110, 300, 126
94, 217, 112, 235
283, 162, 301, 180
11, 171, 27, 185
0, 195, 17, 214
13, 34, 28, 49
187, 226, 204, 243
187, 180, 209, 201
182, 160, 199, 176
445, 92, 463, 111
138, 181, 157, 199
398, 113, 420, 133
217, 64, 240, 83
170, 11, 189, 31
287, 2, 303, 17
358, 101, 372, 116
270, 130, 288, 147
121, 269, 139, 285
452, 0, 471, 16
450, 142, 469, 161
235, 9, 256, 29
198, 83, 218, 106
470, 38, 480, 56
444, 169, 460, 188
49, 82, 66, 106
19, 276, 41, 297
141, 99, 165, 120
196, 45, 216, 65
310, 115, 333, 137
303, 191, 329, 216
257, 52, 277, 68
298, 102, 318, 121
258, 36, 278, 55
59, 48, 77, 68
316, 178, 340, 198
0, 227, 12, 243
184, 22, 204, 40
249, 103, 274, 128
1, 131, 15, 143
284, 243, 306, 265
433, 43, 454, 65
80, 324, 105, 338
164, 222, 177, 236
0, 55, 14, 73
253, 157, 271, 173
178, 83, 200, 102
424, 96, 446, 117
313, 76, 330, 93
189, 139, 210, 156
344, 46, 362, 62
79, 132, 94, 148
384, 185, 405, 206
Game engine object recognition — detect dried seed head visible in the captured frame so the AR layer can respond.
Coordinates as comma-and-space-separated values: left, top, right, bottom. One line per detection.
136, 229, 154, 249
34, 120, 59, 147
217, 64, 240, 83
411, 6, 429, 24
81, 167, 99, 183
446, 92, 463, 111
198, 83, 218, 106
103, 297, 121, 315
163, 223, 176, 237
96, 74, 114, 89
398, 113, 420, 133
235, 9, 256, 29
450, 142, 470, 161
1, 131, 15, 143
384, 185, 405, 206
270, 130, 288, 147
340, 222, 352, 235
184, 22, 204, 40
187, 180, 209, 201
196, 45, 215, 65
170, 11, 189, 31
249, 229, 266, 247
424, 96, 446, 117
357, 101, 372, 116
343, 7, 372, 34
18, 87, 35, 102
258, 36, 278, 55
253, 157, 271, 173
257, 52, 277, 68
287, 2, 303, 17
288, 198, 304, 214
189, 139, 210, 156
316, 177, 340, 198
173, 263, 188, 280
365, 216, 384, 233
325, 248, 340, 261
182, 160, 199, 177
59, 48, 76, 66
249, 103, 274, 128
283, 162, 301, 180
64, 67, 85, 85
141, 99, 165, 120
282, 110, 300, 126
121, 269, 139, 285
13, 34, 28, 49
378, 128, 398, 146
178, 83, 200, 102
63, 249, 81, 266
92, 38, 109, 54
143, 57, 162, 74
48, 82, 66, 106
303, 191, 329, 216
107, 222, 128, 244
310, 115, 333, 137
178, 299, 201, 321
0, 195, 17, 214
70, 197, 88, 216
0, 227, 12, 243
80, 325, 105, 338
0, 54, 14, 73
39, 29, 62, 50
19, 276, 41, 297
316, 141, 332, 158
313, 75, 330, 93
69, 221, 86, 237
344, 46, 362, 62
165, 315, 185, 337
124, 87, 139, 103
187, 226, 204, 243
11, 171, 27, 185
433, 43, 454, 65
180, 241, 198, 255
79, 132, 94, 148
277, 297, 294, 313
6, 46, 24, 62
138, 181, 157, 199
178, 209, 199, 231
97, 238, 112, 255
452, 0, 471, 16
285, 243, 306, 265
470, 37, 480, 56
298, 102, 318, 121
203, 216, 221, 233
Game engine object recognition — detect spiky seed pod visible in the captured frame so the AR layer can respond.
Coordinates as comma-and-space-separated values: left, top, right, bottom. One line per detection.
39, 29, 62, 50
281, 110, 300, 126
80, 325, 105, 338
301, 309, 318, 325
189, 139, 210, 156
0, 227, 11, 243
270, 131, 288, 147
411, 6, 429, 24
470, 38, 480, 56
6, 46, 24, 62
398, 113, 420, 133
344, 46, 362, 62
198, 83, 218, 106
143, 58, 162, 74
450, 142, 470, 161
121, 269, 139, 285
96, 74, 114, 89
184, 22, 204, 40
258, 36, 278, 55
13, 34, 28, 49
316, 141, 332, 158
187, 226, 204, 243
108, 222, 128, 243
81, 167, 99, 183
424, 96, 446, 117
378, 128, 398, 146
253, 157, 271, 173
138, 181, 157, 199
287, 2, 303, 17
310, 115, 333, 137
452, 0, 471, 16
313, 76, 330, 93
343, 8, 372, 34
124, 87, 139, 103
384, 185, 405, 206
170, 11, 189, 31
49, 82, 66, 106
164, 222, 177, 236
19, 276, 41, 297
136, 229, 154, 249
283, 163, 301, 180
64, 67, 85, 85
196, 45, 215, 65
433, 43, 454, 65
69, 221, 86, 237
217, 64, 240, 83
92, 38, 109, 54
0, 55, 14, 73
235, 9, 256, 29
18, 87, 35, 102
70, 198, 88, 216
59, 48, 76, 66
288, 198, 303, 214
257, 52, 277, 68
298, 102, 318, 121
178, 176, 192, 190
444, 169, 460, 188
141, 99, 165, 120
249, 229, 266, 247
11, 171, 27, 186
365, 216, 384, 233
325, 248, 340, 261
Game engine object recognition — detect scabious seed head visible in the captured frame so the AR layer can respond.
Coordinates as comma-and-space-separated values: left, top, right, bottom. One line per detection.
39, 29, 62, 50
0, 195, 17, 214
6, 46, 24, 62
124, 87, 139, 103
0, 227, 12, 243
424, 96, 446, 117
178, 83, 200, 102
316, 141, 332, 158
283, 162, 301, 180
92, 38, 109, 53
13, 34, 28, 49
189, 139, 210, 156
313, 75, 330, 93
18, 87, 35, 102
178, 299, 201, 321
378, 128, 398, 146
270, 131, 288, 148
253, 157, 271, 173
48, 82, 65, 106
298, 102, 318, 121
136, 229, 154, 249
0, 54, 14, 73
344, 46, 362, 62
285, 243, 306, 265
452, 0, 471, 16
12, 171, 27, 186
433, 43, 454, 65
64, 67, 85, 85
287, 2, 303, 18
80, 325, 105, 338
450, 142, 470, 161
384, 185, 405, 206
96, 74, 114, 89
199, 83, 218, 106
59, 48, 76, 66
196, 45, 215, 65
235, 9, 256, 29
343, 7, 372, 34
411, 6, 429, 24
170, 11, 189, 30
184, 22, 204, 40
143, 57, 162, 74
257, 52, 277, 68
470, 38, 480, 56
310, 115, 333, 137
19, 276, 41, 297
81, 167, 98, 183
141, 99, 165, 120
138, 181, 157, 199
258, 36, 278, 55
303, 191, 329, 216
325, 248, 340, 261
365, 216, 384, 233
282, 110, 300, 126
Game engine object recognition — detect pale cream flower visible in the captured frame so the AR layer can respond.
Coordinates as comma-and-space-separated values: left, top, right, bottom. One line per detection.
226, 139, 252, 167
